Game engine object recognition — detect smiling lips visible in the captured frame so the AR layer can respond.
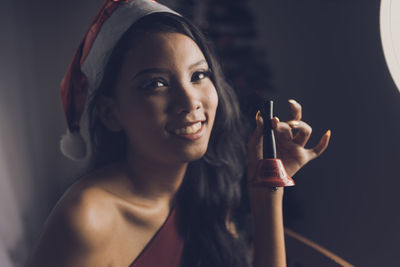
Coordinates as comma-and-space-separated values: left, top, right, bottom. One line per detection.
169, 121, 206, 140
173, 121, 202, 135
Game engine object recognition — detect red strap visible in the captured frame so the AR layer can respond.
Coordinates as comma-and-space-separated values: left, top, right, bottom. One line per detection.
130, 207, 184, 267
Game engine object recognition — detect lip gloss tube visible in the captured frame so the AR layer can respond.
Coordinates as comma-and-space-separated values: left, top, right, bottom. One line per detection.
248, 100, 295, 190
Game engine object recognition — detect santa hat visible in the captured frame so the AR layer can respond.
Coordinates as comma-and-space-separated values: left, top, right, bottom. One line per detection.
59, 0, 180, 160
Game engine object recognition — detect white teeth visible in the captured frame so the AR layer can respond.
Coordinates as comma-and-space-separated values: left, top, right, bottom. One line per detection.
173, 122, 202, 135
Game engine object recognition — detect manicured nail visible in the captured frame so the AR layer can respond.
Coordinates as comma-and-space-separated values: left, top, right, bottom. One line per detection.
272, 116, 280, 128
256, 110, 261, 120
255, 111, 263, 127
325, 129, 331, 137
288, 99, 297, 105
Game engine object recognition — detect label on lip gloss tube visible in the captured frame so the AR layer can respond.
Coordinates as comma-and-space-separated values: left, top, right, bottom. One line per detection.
248, 159, 295, 188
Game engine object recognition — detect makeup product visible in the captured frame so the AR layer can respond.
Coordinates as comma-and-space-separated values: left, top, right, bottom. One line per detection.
247, 100, 295, 189
260, 100, 277, 159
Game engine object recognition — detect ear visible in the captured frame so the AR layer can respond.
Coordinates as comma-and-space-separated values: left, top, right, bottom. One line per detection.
98, 95, 123, 132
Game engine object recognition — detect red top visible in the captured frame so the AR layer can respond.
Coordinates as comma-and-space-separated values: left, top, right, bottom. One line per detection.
130, 207, 184, 267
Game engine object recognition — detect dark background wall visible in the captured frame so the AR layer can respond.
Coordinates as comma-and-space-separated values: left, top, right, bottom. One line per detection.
0, 0, 399, 266
248, 1, 400, 266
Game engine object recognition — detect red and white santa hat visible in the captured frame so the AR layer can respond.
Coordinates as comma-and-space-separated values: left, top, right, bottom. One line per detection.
59, 0, 180, 160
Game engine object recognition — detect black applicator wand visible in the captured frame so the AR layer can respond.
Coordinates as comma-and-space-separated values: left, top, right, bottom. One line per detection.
260, 100, 277, 159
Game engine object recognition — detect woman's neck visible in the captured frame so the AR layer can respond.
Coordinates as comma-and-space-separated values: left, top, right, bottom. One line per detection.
123, 151, 188, 208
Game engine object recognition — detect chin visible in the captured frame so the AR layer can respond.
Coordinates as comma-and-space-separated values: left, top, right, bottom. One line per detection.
183, 151, 208, 162
174, 146, 208, 163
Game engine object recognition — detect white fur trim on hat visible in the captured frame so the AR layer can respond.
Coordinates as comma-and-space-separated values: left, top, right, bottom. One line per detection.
60, 130, 87, 161
81, 0, 180, 96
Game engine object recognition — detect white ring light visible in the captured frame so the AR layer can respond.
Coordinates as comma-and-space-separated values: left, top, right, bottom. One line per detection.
380, 0, 400, 92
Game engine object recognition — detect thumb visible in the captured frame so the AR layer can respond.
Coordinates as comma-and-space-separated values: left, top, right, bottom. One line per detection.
247, 111, 264, 178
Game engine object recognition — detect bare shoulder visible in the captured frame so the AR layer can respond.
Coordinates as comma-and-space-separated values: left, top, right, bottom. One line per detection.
27, 163, 167, 266
27, 172, 120, 266
59, 179, 118, 244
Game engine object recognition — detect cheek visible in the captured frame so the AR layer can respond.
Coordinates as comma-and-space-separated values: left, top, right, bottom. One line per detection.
205, 84, 219, 118
116, 95, 167, 133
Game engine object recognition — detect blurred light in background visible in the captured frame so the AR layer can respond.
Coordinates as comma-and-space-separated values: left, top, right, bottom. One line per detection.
380, 0, 400, 92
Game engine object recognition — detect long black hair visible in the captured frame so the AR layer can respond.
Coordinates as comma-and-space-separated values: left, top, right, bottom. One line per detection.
87, 12, 252, 267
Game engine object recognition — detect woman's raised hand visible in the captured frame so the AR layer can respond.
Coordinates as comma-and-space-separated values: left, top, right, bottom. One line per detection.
271, 99, 330, 177
248, 99, 331, 179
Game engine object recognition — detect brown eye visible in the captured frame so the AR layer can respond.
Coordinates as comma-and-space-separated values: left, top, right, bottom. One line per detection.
196, 72, 205, 80
191, 70, 211, 82
154, 81, 165, 87
138, 79, 168, 91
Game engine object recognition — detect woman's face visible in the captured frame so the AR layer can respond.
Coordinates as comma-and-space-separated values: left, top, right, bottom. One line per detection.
106, 32, 218, 165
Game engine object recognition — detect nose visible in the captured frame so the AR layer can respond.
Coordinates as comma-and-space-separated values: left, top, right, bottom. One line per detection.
170, 81, 202, 114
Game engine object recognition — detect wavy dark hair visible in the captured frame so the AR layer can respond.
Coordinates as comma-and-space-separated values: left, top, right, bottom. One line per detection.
87, 12, 252, 267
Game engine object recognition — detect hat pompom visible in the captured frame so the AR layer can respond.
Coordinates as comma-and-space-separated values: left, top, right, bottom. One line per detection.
60, 130, 87, 160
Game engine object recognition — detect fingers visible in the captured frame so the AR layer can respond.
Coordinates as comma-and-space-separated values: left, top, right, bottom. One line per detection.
288, 120, 312, 147
272, 116, 293, 140
288, 99, 302, 121
309, 130, 331, 159
247, 111, 264, 180
247, 111, 264, 168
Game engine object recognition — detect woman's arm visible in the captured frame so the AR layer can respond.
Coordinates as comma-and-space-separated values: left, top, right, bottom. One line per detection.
247, 99, 330, 267
248, 187, 286, 267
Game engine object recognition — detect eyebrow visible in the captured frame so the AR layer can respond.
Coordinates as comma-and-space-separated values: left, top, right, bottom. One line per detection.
132, 59, 208, 80
189, 59, 208, 69
132, 68, 170, 81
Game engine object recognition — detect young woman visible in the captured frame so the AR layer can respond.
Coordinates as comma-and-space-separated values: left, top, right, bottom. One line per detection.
27, 0, 330, 266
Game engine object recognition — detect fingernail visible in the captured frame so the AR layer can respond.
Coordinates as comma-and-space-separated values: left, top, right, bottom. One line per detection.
326, 129, 331, 137
272, 116, 280, 128
255, 111, 263, 127
288, 99, 297, 105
